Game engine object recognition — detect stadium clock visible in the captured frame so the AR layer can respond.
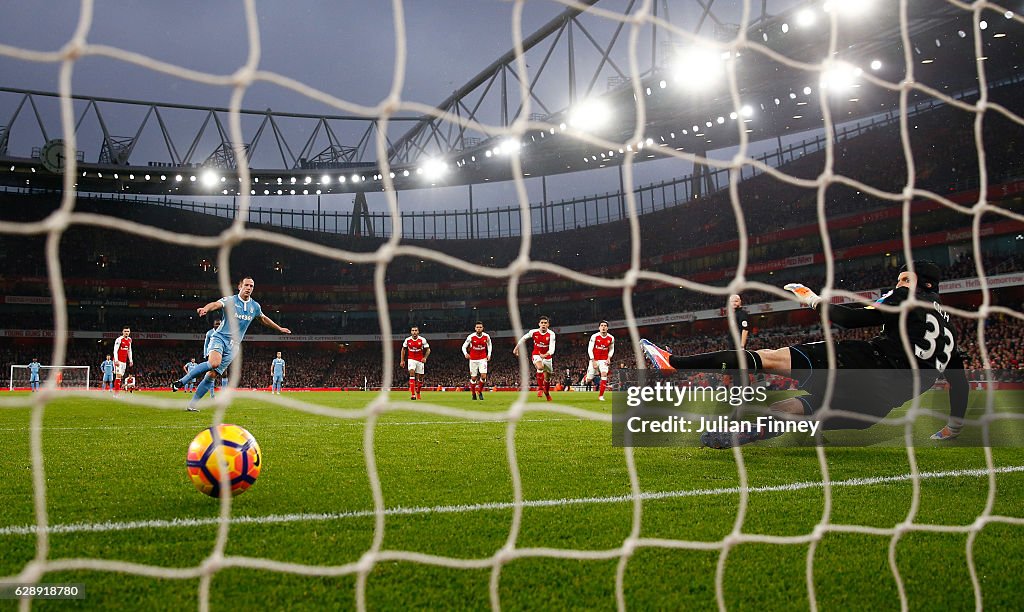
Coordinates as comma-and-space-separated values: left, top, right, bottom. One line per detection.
40, 139, 66, 174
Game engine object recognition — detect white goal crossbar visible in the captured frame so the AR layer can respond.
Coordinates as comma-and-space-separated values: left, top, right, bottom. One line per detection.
8, 365, 90, 391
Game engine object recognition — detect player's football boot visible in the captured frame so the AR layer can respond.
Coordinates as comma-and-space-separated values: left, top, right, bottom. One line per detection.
930, 426, 961, 440
700, 430, 761, 449
640, 339, 675, 372
537, 390, 544, 398
171, 380, 183, 392
598, 396, 606, 401
545, 392, 552, 402
185, 406, 199, 412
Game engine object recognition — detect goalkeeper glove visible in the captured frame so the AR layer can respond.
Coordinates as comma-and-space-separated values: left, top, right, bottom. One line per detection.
783, 283, 822, 309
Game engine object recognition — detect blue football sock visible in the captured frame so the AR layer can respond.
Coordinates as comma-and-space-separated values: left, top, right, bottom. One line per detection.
189, 376, 216, 407
180, 361, 213, 384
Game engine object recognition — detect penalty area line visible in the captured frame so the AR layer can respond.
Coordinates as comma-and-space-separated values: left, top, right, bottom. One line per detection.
2, 465, 1022, 537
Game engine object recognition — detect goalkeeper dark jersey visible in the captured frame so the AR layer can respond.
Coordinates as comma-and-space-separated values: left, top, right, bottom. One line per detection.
832, 286, 959, 372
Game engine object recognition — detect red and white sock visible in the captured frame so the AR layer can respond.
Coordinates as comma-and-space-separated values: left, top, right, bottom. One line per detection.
409, 378, 416, 397
536, 371, 545, 390
598, 379, 607, 397
114, 379, 121, 393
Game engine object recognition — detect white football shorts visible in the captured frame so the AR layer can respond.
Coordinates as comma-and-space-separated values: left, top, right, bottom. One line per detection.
586, 359, 611, 381
531, 355, 553, 374
114, 361, 127, 377
469, 358, 488, 377
407, 358, 425, 375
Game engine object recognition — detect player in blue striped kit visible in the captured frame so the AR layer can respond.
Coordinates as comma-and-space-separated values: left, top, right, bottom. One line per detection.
182, 358, 198, 392
271, 352, 286, 395
171, 277, 291, 411
28, 358, 41, 392
100, 355, 115, 392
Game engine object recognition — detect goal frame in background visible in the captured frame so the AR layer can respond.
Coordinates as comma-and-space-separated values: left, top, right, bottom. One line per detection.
8, 364, 90, 391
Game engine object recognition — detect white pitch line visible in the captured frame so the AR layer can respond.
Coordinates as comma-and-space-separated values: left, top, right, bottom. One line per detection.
2, 466, 1022, 537
0, 418, 581, 432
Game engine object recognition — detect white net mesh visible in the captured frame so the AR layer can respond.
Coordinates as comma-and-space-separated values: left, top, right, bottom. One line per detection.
1, 0, 1023, 609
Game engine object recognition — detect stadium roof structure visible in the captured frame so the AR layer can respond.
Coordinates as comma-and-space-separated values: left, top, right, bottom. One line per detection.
0, 0, 1020, 197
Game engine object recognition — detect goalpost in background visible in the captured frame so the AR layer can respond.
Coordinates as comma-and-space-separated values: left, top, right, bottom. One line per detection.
0, 0, 1022, 609
8, 365, 90, 391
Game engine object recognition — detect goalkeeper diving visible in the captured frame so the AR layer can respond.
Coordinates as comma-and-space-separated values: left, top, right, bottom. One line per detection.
641, 261, 968, 447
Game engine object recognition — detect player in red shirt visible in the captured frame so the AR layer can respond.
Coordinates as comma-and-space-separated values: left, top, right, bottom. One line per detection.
400, 326, 430, 400
112, 326, 133, 397
513, 315, 556, 401
584, 320, 615, 401
462, 321, 493, 400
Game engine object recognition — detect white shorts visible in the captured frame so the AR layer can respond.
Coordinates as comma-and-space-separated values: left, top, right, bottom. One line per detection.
586, 360, 611, 380
531, 355, 553, 374
469, 359, 488, 377
115, 362, 127, 377
407, 359, 425, 375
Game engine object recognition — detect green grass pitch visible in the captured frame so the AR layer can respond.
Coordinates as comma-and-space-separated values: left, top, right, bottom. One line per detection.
1, 390, 1022, 610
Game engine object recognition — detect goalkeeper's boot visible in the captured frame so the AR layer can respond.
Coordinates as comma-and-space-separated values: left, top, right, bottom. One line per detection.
171, 380, 184, 392
931, 426, 961, 440
700, 430, 761, 449
640, 339, 675, 372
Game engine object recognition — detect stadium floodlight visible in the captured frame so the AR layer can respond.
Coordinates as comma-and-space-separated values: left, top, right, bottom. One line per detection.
500, 139, 521, 155
189, 175, 196, 182
201, 170, 218, 187
339, 175, 346, 183
820, 62, 863, 92
796, 8, 816, 27
781, 23, 790, 34
350, 174, 360, 183
304, 176, 311, 184
568, 99, 612, 132
716, 116, 725, 124
422, 158, 448, 181
870, 59, 883, 70
741, 105, 754, 117
174, 175, 183, 182
321, 175, 331, 184
144, 174, 151, 180
290, 177, 297, 184
670, 45, 724, 90
403, 170, 410, 177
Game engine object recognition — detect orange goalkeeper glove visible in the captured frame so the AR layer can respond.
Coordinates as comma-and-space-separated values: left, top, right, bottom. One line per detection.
783, 283, 822, 309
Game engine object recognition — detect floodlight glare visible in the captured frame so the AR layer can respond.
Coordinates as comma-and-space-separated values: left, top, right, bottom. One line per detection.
500, 138, 521, 155
796, 9, 816, 27
870, 59, 883, 70
741, 105, 754, 117
174, 175, 183, 182
422, 158, 448, 180
201, 170, 218, 187
820, 62, 863, 92
671, 46, 724, 90
568, 99, 612, 132
321, 175, 331, 184
823, 0, 873, 17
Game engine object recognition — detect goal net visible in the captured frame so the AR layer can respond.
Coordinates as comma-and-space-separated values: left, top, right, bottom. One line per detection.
8, 365, 90, 392
0, 0, 1023, 609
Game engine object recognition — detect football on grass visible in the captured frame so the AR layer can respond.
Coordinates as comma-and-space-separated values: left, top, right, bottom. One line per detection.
186, 424, 262, 497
